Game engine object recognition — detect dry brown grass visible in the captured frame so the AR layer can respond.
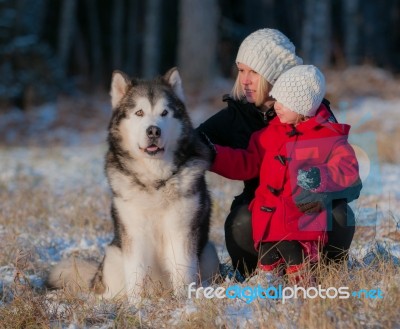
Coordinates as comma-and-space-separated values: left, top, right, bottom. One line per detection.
1, 80, 400, 327
1, 163, 399, 328
1, 261, 399, 328
325, 65, 400, 107
347, 117, 400, 164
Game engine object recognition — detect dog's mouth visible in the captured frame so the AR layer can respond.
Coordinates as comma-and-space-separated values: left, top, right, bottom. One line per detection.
141, 144, 165, 156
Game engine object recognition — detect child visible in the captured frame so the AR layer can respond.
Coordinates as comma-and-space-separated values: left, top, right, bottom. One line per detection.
211, 65, 360, 283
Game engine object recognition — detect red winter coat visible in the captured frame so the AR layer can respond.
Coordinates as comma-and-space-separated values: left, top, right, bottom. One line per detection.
211, 104, 360, 250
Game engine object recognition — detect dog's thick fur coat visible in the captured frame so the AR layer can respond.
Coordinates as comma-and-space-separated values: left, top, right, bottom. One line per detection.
48, 68, 219, 302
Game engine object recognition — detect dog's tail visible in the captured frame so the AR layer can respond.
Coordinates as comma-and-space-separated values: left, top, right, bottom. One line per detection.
47, 258, 99, 293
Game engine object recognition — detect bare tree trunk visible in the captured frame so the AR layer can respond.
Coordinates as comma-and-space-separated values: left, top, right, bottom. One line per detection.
16, 0, 48, 38
302, 0, 331, 67
343, 0, 359, 66
85, 0, 103, 85
362, 1, 391, 67
58, 0, 77, 73
126, 0, 141, 76
177, 0, 219, 94
111, 0, 124, 70
142, 0, 162, 78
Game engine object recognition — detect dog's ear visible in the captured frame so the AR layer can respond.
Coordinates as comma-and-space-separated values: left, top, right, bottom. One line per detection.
164, 67, 185, 103
110, 70, 130, 109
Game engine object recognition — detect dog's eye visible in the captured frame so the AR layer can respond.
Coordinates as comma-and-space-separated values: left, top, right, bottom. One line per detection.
161, 110, 169, 117
135, 110, 144, 117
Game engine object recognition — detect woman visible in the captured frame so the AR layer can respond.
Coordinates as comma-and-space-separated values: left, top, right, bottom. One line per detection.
196, 28, 361, 277
211, 65, 360, 283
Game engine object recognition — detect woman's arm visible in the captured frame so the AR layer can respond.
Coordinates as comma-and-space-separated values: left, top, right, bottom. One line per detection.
195, 107, 234, 146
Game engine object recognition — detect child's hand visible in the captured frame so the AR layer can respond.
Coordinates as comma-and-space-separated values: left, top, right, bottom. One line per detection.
295, 188, 328, 214
297, 167, 321, 191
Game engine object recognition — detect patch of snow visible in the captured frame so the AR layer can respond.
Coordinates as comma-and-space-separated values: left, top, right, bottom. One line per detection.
0, 95, 400, 327
168, 299, 198, 326
337, 98, 400, 132
216, 300, 254, 329
0, 145, 108, 192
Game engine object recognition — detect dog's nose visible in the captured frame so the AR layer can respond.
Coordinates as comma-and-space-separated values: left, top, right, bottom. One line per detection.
146, 125, 161, 138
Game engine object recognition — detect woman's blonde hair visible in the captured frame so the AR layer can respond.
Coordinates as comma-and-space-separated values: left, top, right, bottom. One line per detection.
231, 73, 272, 107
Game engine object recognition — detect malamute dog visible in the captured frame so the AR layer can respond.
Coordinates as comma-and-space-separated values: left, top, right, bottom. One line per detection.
48, 68, 219, 302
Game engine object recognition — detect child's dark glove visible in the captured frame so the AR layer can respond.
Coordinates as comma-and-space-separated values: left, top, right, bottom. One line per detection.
297, 167, 321, 191
295, 188, 328, 214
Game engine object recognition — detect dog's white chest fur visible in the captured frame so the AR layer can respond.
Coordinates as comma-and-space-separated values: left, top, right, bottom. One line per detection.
103, 158, 209, 302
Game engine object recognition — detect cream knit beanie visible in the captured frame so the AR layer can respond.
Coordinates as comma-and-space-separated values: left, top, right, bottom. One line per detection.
236, 28, 303, 84
270, 65, 326, 117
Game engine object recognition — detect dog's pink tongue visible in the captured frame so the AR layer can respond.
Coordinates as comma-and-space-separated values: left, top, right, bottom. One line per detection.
146, 146, 159, 152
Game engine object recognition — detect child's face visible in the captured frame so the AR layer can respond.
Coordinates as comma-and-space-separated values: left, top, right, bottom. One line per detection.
274, 101, 300, 124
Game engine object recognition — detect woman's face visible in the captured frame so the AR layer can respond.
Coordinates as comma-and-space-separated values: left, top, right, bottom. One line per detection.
274, 101, 300, 124
237, 62, 261, 104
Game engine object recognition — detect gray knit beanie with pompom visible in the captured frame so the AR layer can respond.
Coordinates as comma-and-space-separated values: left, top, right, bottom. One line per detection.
270, 65, 326, 117
236, 28, 303, 84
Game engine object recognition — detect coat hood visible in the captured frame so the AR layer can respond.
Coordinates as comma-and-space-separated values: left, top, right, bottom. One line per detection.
270, 103, 351, 136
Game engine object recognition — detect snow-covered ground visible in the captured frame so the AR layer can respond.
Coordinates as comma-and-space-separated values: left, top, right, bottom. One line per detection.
0, 95, 399, 326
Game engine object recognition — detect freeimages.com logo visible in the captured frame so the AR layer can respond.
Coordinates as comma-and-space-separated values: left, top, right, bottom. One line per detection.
188, 282, 384, 304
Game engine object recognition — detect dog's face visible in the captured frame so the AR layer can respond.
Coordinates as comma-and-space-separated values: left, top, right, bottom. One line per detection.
109, 68, 190, 161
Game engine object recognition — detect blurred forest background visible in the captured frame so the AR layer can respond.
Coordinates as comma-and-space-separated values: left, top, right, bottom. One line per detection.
1, 0, 400, 111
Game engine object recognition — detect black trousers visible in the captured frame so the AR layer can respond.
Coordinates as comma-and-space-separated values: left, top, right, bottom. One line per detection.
224, 199, 355, 276
259, 240, 304, 266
